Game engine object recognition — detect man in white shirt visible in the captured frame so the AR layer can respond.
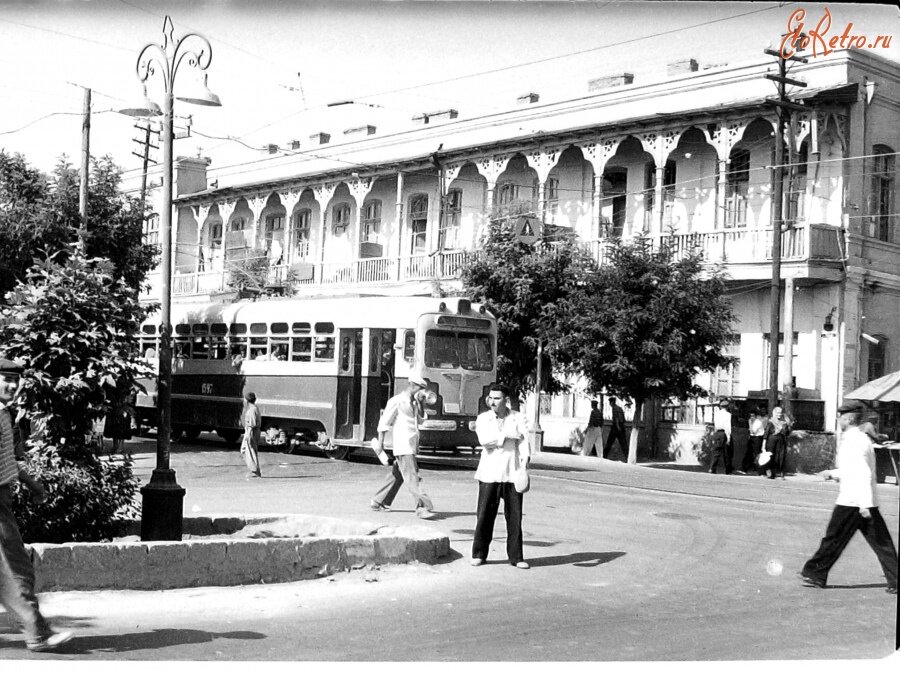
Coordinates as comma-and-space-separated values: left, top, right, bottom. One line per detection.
370, 374, 435, 519
471, 384, 532, 569
800, 401, 898, 594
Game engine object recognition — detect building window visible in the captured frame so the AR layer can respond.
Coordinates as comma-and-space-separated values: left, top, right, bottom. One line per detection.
725, 148, 750, 228
362, 200, 382, 243
225, 216, 250, 259
409, 194, 428, 254
872, 145, 895, 242
264, 214, 285, 261
208, 221, 223, 249
143, 213, 160, 246
497, 181, 519, 206
440, 189, 462, 249
712, 335, 741, 398
331, 203, 351, 235
291, 209, 311, 259
544, 177, 559, 225
868, 336, 887, 381
787, 142, 809, 226
762, 331, 799, 389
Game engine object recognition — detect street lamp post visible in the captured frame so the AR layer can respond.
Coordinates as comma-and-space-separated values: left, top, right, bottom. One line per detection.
121, 16, 221, 541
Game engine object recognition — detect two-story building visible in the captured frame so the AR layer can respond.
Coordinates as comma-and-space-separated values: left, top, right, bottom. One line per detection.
142, 48, 900, 462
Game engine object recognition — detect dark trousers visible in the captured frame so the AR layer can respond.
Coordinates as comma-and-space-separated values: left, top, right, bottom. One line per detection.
603, 428, 628, 460
0, 484, 51, 641
709, 449, 732, 474
801, 505, 898, 588
372, 454, 433, 515
472, 481, 524, 564
743, 436, 763, 473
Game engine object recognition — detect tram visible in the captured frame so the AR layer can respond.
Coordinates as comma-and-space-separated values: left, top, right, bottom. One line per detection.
135, 296, 497, 459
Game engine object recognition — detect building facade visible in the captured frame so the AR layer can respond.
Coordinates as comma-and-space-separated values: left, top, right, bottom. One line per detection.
142, 49, 900, 456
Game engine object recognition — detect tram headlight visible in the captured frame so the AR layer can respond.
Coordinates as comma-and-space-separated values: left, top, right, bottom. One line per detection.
415, 389, 438, 405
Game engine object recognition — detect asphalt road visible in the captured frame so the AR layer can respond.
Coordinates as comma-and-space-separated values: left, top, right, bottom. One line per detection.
3, 434, 898, 666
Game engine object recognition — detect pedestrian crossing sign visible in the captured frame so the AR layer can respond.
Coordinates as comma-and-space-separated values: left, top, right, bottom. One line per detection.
514, 216, 541, 244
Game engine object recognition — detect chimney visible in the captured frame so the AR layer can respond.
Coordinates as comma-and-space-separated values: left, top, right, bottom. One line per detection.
412, 113, 430, 125
343, 124, 377, 137
588, 73, 634, 92
266, 144, 279, 154
428, 109, 458, 122
667, 59, 699, 76
289, 140, 301, 150
517, 93, 540, 105
174, 156, 211, 196
309, 132, 331, 145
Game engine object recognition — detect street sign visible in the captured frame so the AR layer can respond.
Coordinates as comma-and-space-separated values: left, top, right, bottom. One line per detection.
514, 216, 542, 244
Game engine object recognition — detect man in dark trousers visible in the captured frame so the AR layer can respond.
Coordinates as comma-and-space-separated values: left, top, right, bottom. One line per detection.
0, 358, 74, 651
800, 402, 898, 594
707, 424, 732, 474
603, 396, 628, 461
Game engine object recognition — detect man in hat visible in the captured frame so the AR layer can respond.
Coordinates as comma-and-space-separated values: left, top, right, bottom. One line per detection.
800, 401, 898, 594
369, 374, 435, 519
0, 358, 74, 650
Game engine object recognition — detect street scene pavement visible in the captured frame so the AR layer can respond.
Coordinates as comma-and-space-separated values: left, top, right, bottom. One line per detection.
2, 433, 898, 665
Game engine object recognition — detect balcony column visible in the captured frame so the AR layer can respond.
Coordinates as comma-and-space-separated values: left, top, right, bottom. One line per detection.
591, 174, 604, 239
395, 171, 404, 280
349, 177, 373, 283
277, 188, 303, 265
247, 194, 267, 248
653, 165, 665, 234
313, 182, 338, 284
715, 158, 728, 230
782, 276, 796, 419
192, 204, 211, 273
217, 199, 237, 289
476, 154, 512, 217
526, 148, 559, 224
579, 137, 623, 244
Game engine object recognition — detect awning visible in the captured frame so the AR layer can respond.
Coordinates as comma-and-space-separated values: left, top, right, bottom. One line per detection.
845, 370, 900, 403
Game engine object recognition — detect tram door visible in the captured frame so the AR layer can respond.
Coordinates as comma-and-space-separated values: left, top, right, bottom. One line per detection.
334, 328, 363, 440
359, 329, 390, 441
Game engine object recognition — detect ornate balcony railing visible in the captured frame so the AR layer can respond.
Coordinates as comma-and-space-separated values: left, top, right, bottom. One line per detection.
139, 222, 844, 301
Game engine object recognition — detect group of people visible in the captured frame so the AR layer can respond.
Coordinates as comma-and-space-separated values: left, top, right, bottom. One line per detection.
708, 405, 792, 479
579, 397, 629, 460
369, 376, 533, 569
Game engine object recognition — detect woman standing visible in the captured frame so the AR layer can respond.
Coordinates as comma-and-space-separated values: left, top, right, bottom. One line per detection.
763, 406, 792, 479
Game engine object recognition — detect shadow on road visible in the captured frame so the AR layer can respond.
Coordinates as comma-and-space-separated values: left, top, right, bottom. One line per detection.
27, 628, 266, 655
529, 551, 626, 569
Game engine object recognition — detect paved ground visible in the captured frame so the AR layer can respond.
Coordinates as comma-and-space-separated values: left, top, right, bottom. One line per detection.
2, 434, 898, 667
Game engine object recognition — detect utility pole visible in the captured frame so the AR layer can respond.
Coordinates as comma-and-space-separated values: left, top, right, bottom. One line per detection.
78, 87, 91, 250
764, 43, 807, 416
133, 120, 159, 215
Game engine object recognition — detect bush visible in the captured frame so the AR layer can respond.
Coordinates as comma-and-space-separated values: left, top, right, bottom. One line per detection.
12, 441, 139, 543
785, 431, 836, 474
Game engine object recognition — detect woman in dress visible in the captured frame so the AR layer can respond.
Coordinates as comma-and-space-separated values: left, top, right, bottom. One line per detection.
763, 406, 791, 479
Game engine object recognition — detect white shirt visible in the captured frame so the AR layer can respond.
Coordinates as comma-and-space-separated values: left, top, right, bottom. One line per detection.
831, 426, 877, 509
749, 416, 767, 437
377, 392, 422, 456
474, 408, 531, 483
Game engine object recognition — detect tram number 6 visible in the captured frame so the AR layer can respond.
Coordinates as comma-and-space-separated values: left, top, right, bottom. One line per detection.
201, 383, 213, 395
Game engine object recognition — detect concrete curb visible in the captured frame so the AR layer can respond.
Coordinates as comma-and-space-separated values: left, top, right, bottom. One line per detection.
27, 514, 450, 592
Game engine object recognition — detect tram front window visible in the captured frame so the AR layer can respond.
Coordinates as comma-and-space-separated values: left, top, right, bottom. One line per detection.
424, 331, 492, 371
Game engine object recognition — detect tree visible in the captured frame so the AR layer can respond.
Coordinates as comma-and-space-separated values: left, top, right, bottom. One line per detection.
0, 248, 152, 541
460, 201, 599, 402
547, 237, 737, 464
0, 151, 157, 298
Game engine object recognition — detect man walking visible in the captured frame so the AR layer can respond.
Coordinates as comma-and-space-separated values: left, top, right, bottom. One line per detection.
0, 358, 74, 651
241, 392, 262, 478
603, 396, 628, 461
580, 399, 603, 457
743, 407, 767, 474
370, 374, 435, 519
800, 402, 898, 594
471, 384, 532, 569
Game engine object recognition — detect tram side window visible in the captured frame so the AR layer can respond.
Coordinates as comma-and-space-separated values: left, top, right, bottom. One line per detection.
174, 340, 191, 359
249, 322, 268, 360
403, 330, 416, 361
270, 339, 289, 361
192, 336, 210, 359
140, 338, 158, 359
291, 337, 312, 362
315, 337, 335, 361
229, 322, 248, 360
209, 337, 227, 359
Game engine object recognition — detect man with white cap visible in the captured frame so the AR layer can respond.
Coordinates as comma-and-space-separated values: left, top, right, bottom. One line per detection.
369, 373, 435, 519
0, 358, 74, 650
800, 401, 898, 594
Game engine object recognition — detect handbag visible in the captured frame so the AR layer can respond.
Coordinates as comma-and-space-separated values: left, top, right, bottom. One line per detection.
513, 465, 530, 493
757, 450, 772, 467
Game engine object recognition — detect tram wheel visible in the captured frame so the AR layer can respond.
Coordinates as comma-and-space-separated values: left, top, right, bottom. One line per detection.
183, 427, 201, 441
217, 429, 241, 445
324, 445, 353, 461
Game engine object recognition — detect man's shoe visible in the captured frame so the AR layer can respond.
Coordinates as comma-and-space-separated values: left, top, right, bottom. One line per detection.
370, 500, 390, 512
470, 558, 484, 566
799, 573, 826, 589
514, 561, 531, 569
26, 630, 74, 652
417, 510, 436, 520
886, 586, 897, 595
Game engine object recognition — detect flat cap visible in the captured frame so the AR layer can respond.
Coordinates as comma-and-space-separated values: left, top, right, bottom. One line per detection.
837, 401, 864, 413
0, 358, 24, 375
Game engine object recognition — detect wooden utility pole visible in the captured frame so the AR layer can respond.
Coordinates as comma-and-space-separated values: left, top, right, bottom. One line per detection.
78, 87, 91, 249
133, 121, 159, 215
764, 46, 807, 415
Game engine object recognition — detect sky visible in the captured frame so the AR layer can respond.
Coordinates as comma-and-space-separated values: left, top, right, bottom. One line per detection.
1, 0, 898, 197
